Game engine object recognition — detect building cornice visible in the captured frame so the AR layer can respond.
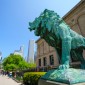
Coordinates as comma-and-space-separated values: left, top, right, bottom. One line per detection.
35, 38, 42, 43
63, 0, 84, 19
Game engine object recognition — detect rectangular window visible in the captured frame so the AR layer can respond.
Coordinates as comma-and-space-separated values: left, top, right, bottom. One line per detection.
43, 57, 47, 66
49, 55, 54, 65
39, 59, 41, 66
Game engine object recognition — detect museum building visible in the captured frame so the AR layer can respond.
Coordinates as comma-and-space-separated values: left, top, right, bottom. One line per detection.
35, 0, 85, 71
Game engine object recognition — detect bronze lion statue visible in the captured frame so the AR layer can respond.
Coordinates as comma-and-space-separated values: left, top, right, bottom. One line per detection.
29, 9, 85, 69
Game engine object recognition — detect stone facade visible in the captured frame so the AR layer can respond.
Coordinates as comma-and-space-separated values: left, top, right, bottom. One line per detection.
36, 39, 59, 71
63, 0, 85, 58
36, 1, 85, 71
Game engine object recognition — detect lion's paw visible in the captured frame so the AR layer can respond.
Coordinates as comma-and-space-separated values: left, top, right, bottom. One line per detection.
58, 64, 69, 70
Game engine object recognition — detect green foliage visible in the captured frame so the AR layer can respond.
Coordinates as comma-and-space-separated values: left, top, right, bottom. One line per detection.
23, 72, 46, 85
4, 64, 18, 71
3, 54, 29, 71
16, 75, 23, 81
18, 61, 29, 70
28, 63, 36, 69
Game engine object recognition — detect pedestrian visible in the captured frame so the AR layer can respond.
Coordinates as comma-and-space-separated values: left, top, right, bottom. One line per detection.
9, 72, 12, 77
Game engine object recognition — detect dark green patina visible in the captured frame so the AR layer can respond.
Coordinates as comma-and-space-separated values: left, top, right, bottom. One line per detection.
28, 9, 85, 84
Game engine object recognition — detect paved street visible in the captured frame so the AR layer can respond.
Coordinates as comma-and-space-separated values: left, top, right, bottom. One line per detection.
0, 75, 22, 85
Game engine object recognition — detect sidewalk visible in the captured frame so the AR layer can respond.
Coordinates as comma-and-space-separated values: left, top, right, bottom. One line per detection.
0, 75, 22, 85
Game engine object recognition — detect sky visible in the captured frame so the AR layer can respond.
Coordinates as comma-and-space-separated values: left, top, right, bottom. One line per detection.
0, 0, 80, 59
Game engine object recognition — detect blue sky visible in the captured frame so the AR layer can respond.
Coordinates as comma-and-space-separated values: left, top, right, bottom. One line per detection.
0, 0, 80, 59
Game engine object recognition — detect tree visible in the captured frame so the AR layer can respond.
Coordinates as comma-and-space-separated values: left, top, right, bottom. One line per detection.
28, 63, 36, 69
3, 54, 29, 71
18, 61, 29, 70
4, 64, 18, 71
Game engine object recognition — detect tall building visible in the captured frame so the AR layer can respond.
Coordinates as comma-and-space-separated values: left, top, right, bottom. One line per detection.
0, 52, 2, 60
14, 46, 24, 57
0, 52, 2, 70
27, 40, 35, 63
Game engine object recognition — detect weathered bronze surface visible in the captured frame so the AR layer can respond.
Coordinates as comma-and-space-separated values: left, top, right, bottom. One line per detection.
29, 9, 85, 84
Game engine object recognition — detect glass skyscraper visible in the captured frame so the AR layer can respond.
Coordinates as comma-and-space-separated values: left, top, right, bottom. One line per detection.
27, 40, 35, 63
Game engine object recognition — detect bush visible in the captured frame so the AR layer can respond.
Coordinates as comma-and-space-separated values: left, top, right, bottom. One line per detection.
23, 72, 46, 85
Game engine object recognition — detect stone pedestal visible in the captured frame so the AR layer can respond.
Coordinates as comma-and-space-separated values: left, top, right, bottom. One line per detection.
39, 68, 85, 84
38, 79, 85, 85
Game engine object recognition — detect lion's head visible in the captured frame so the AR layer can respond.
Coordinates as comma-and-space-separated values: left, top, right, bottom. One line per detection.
29, 9, 63, 37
